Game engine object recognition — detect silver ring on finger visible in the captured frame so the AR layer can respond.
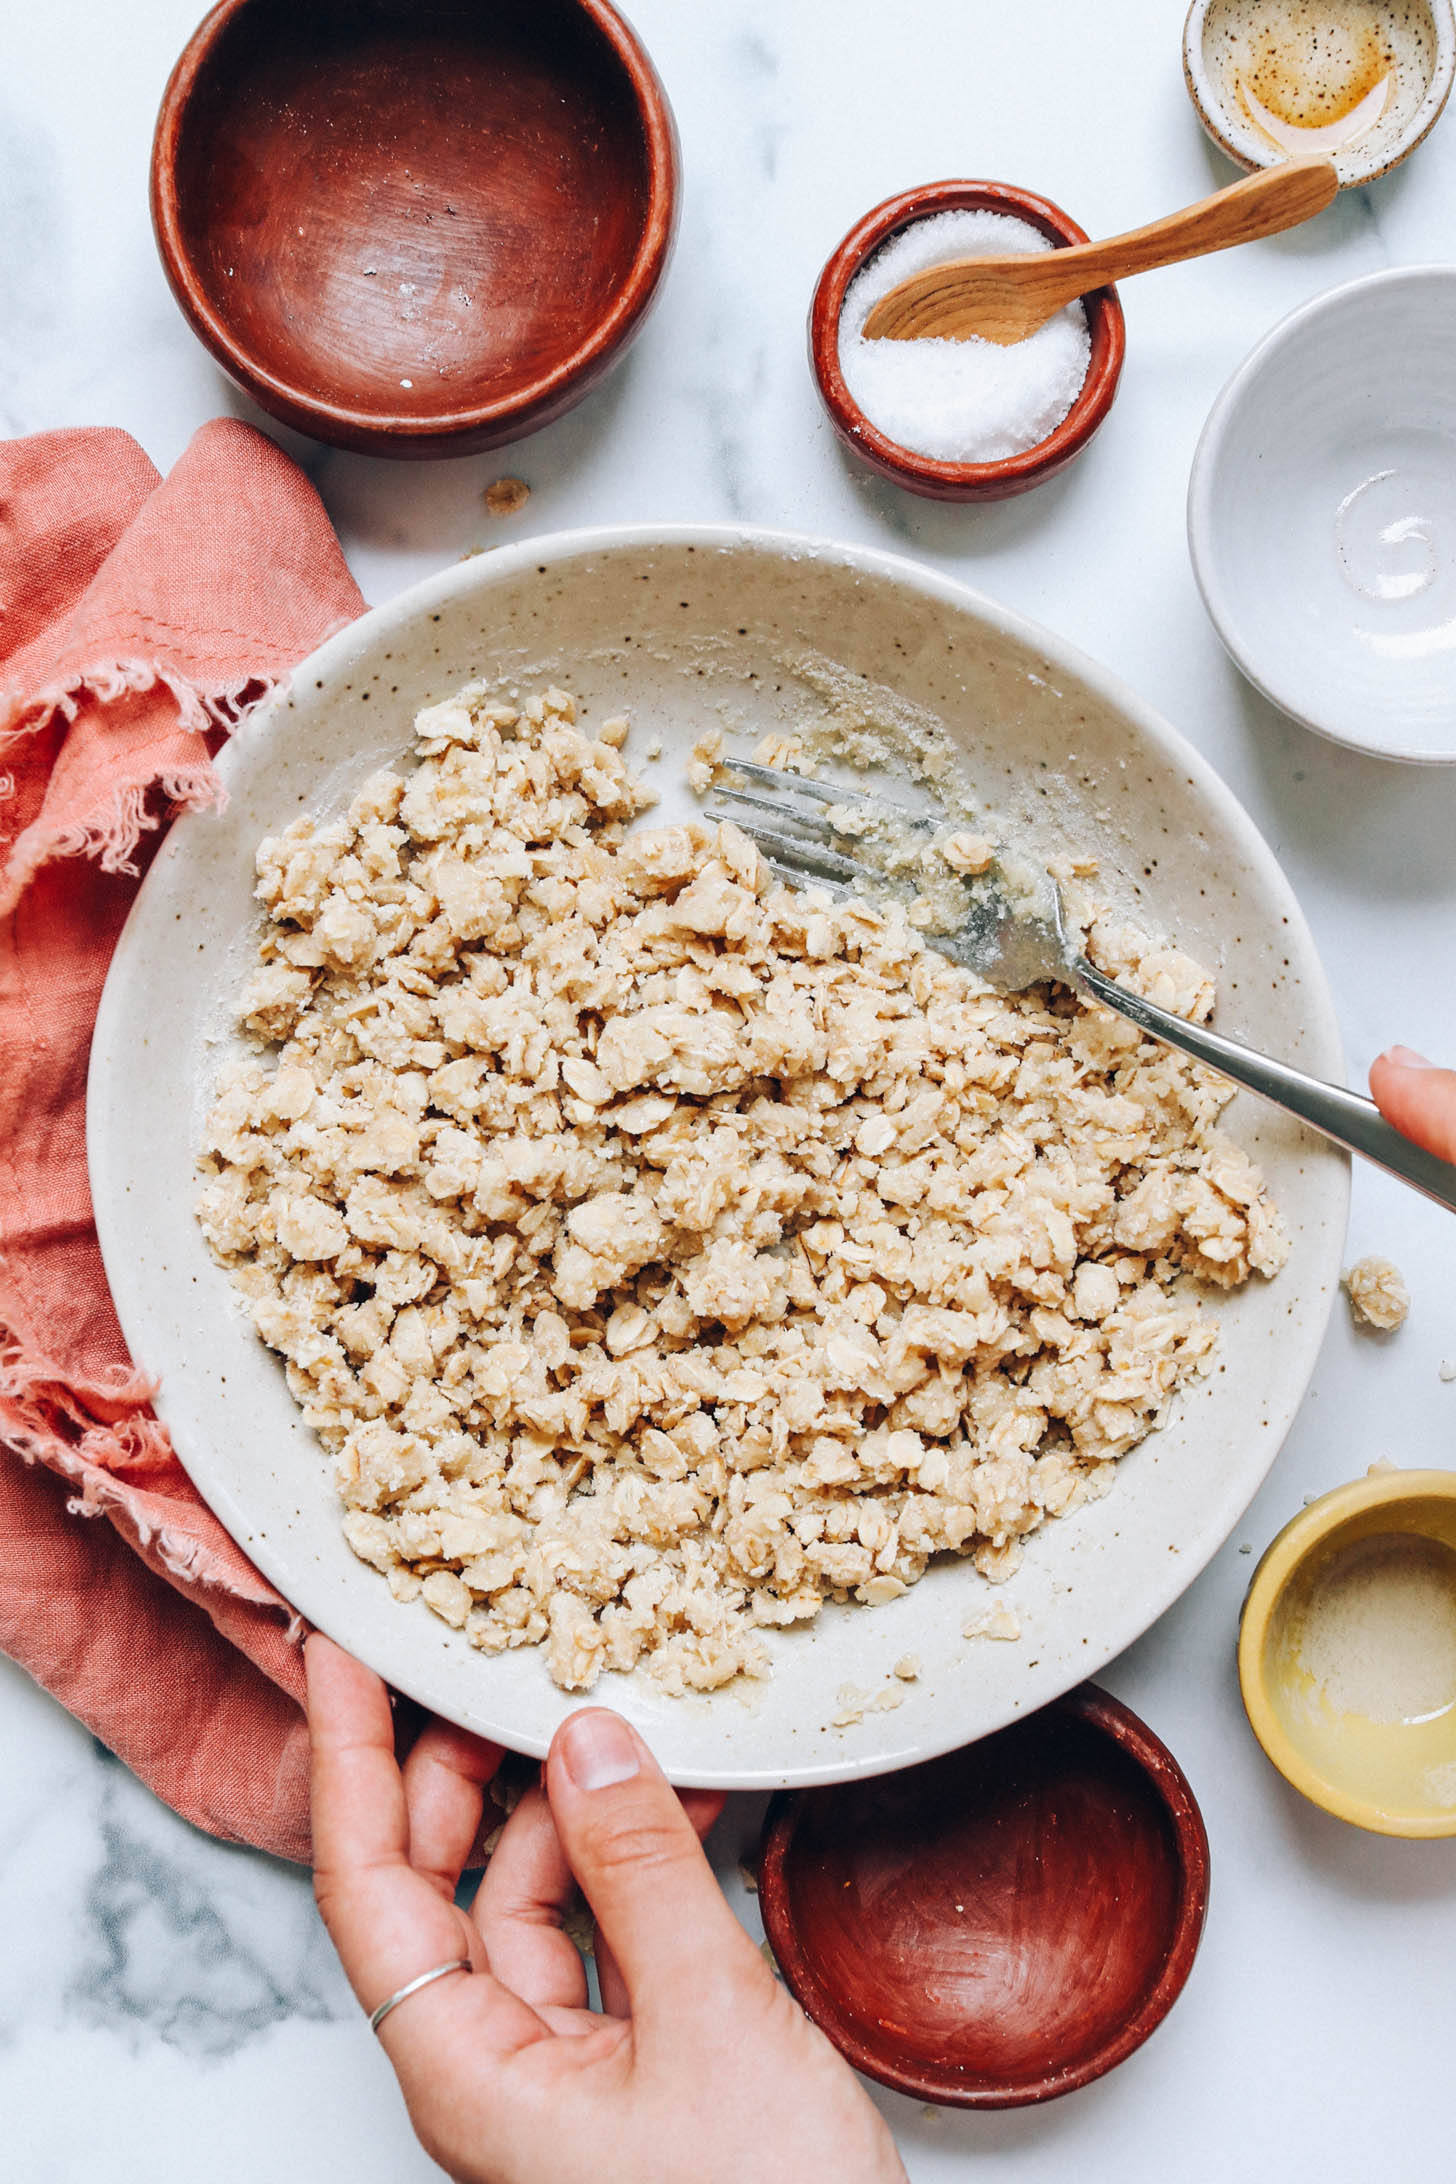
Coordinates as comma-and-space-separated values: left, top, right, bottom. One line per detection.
367, 1955, 473, 2035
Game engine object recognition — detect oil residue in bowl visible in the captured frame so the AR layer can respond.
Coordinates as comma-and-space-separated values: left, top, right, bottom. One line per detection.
1200, 0, 1439, 174
1240, 70, 1392, 153
1329, 447, 1456, 669
1295, 1532, 1456, 1723
1240, 2, 1396, 129
1278, 1529, 1456, 1818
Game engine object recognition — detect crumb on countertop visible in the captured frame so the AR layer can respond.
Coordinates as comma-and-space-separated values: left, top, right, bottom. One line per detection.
484, 477, 530, 517
1343, 1255, 1409, 1332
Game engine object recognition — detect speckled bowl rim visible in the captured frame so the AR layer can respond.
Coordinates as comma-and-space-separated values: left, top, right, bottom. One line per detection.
1187, 263, 1456, 764
88, 524, 1350, 1789
1239, 1468, 1456, 1835
150, 0, 680, 451
758, 1683, 1211, 2107
808, 180, 1127, 502
1182, 0, 1456, 188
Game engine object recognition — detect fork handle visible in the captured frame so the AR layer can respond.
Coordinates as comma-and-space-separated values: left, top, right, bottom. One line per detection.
1073, 955, 1456, 1215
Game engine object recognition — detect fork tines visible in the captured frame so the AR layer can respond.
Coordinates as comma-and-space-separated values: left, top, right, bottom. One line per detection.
706, 766, 855, 893
706, 758, 933, 896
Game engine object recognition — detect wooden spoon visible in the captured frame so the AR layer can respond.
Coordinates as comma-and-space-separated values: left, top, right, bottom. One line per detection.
861, 155, 1338, 345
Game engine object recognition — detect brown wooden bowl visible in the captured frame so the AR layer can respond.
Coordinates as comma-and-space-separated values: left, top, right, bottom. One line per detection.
151, 0, 679, 459
758, 1684, 1208, 2108
809, 181, 1126, 503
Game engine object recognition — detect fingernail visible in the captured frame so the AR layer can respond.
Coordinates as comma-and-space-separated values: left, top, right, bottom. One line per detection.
561, 1710, 640, 1792
1384, 1045, 1437, 1070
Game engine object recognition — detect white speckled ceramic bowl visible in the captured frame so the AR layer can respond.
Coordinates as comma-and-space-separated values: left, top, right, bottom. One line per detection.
1183, 0, 1455, 190
1189, 266, 1456, 764
88, 528, 1348, 1787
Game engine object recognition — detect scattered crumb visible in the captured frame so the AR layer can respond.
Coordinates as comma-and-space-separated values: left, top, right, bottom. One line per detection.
760, 1938, 782, 1978
736, 1859, 759, 1897
1367, 1458, 1396, 1475
832, 1681, 873, 1728
1238, 1542, 1252, 1555
644, 735, 663, 761
833, 1670, 913, 1725
457, 544, 489, 561
753, 731, 815, 775
893, 1653, 922, 1681
1343, 1255, 1409, 1332
489, 1760, 532, 1816
1440, 1361, 1456, 1384
484, 476, 530, 517
963, 1603, 1022, 1642
1048, 851, 1101, 882
920, 2105, 944, 2124
686, 725, 724, 795
598, 715, 629, 749
939, 830, 995, 876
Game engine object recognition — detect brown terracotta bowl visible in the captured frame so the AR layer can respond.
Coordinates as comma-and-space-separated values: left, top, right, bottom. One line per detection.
758, 1685, 1208, 2108
809, 181, 1126, 502
151, 0, 679, 459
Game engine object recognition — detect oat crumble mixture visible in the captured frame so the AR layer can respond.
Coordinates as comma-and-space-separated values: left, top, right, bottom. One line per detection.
1343, 1254, 1409, 1333
196, 684, 1290, 1696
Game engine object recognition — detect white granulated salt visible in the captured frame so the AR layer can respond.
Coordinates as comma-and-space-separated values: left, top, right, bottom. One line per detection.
838, 208, 1092, 465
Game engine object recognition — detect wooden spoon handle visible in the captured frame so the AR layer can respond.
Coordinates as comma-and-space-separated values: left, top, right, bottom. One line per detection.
1029, 154, 1339, 310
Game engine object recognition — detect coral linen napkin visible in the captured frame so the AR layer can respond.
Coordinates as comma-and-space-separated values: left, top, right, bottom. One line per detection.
0, 419, 364, 1862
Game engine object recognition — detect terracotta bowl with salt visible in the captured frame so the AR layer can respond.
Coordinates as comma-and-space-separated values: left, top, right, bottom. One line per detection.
809, 180, 1126, 503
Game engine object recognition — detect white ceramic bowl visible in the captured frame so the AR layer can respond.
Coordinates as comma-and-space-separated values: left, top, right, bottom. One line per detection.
88, 528, 1348, 1787
1182, 0, 1455, 189
1189, 266, 1456, 764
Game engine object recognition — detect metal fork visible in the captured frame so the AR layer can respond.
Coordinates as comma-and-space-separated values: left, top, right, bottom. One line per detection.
709, 760, 1456, 1214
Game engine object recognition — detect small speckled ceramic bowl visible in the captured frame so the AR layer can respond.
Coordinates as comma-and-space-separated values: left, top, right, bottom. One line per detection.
809, 181, 1126, 503
1240, 1470, 1456, 1836
1183, 0, 1455, 189
758, 1685, 1209, 2107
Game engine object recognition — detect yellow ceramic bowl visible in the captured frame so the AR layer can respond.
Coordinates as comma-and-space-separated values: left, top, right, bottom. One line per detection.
1239, 1470, 1456, 1837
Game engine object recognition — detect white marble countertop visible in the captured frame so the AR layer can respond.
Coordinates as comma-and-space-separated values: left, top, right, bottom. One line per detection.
4, 2, 1455, 2177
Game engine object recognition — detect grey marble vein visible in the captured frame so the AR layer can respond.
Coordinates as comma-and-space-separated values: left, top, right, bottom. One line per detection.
68, 1752, 351, 2061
